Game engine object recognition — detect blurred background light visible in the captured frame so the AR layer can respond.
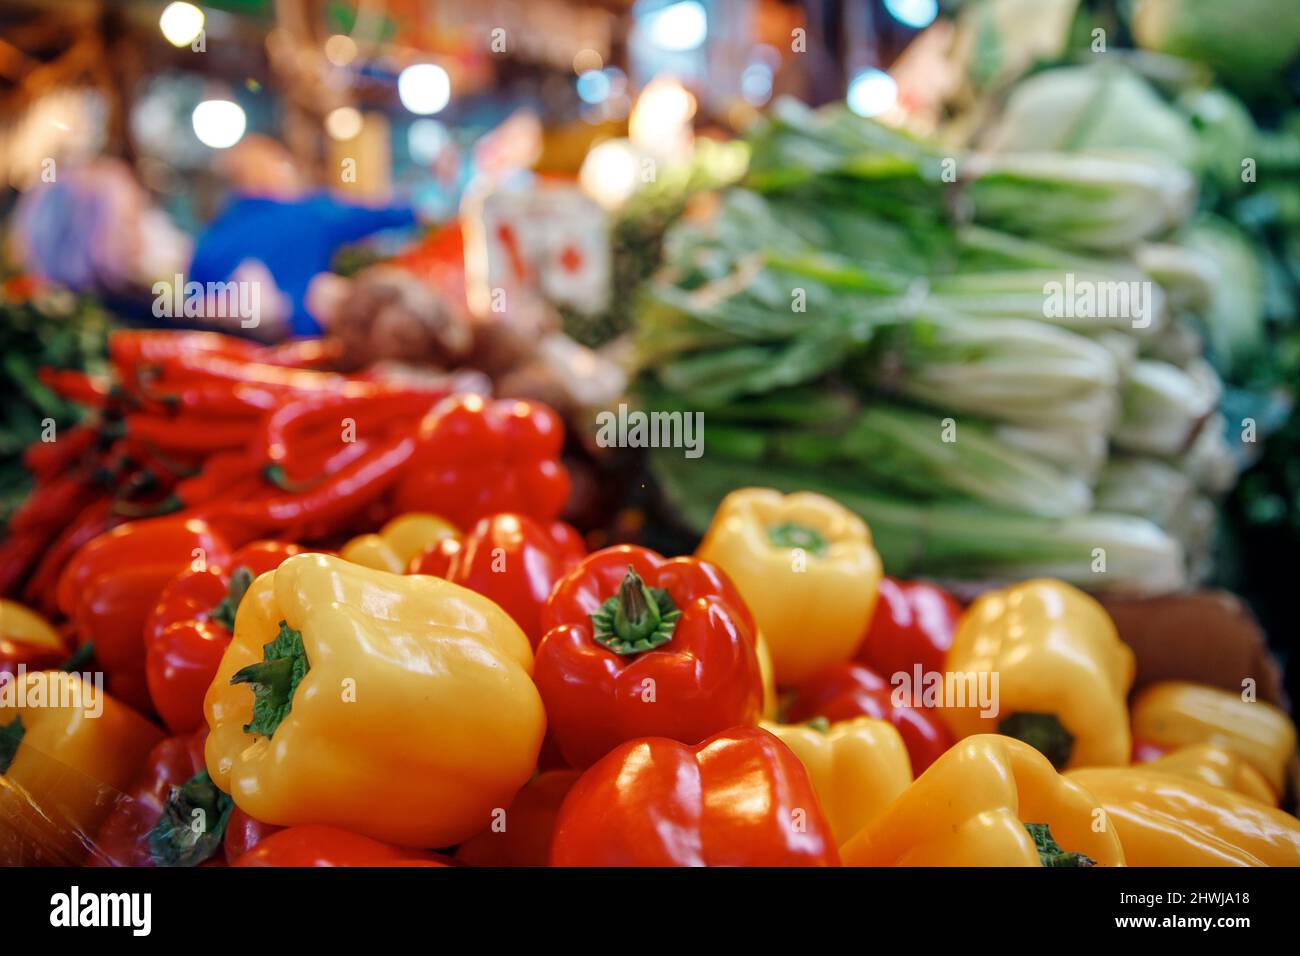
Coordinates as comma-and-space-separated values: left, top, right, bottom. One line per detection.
846, 68, 897, 117
159, 2, 205, 47
579, 139, 640, 209
398, 63, 451, 115
407, 118, 449, 164
576, 69, 611, 104
572, 48, 604, 74
324, 34, 358, 67
325, 106, 363, 141
883, 0, 939, 29
740, 63, 773, 106
191, 98, 246, 148
642, 1, 708, 52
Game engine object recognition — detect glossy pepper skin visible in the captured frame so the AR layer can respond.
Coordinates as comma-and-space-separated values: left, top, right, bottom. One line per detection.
204, 553, 545, 848
1142, 744, 1276, 806
1130, 681, 1295, 797
786, 662, 952, 773
340, 512, 459, 574
392, 394, 570, 531
939, 579, 1134, 770
841, 735, 1125, 867
0, 673, 164, 865
533, 546, 765, 769
551, 727, 839, 866
0, 599, 67, 677
232, 826, 452, 867
56, 517, 234, 712
697, 489, 882, 687
145, 541, 307, 734
412, 513, 585, 648
762, 717, 912, 846
90, 729, 234, 867
856, 577, 961, 679
1068, 767, 1300, 866
455, 770, 582, 867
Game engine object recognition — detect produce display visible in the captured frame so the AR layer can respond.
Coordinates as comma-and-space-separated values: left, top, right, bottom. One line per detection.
1, 0, 1298, 888
639, 97, 1236, 594
1, 346, 1297, 866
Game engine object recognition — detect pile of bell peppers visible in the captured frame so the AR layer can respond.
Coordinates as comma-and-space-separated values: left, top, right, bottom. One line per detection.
3, 384, 1300, 870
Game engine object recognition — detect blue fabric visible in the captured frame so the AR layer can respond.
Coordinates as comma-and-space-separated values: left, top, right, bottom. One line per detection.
188, 194, 417, 334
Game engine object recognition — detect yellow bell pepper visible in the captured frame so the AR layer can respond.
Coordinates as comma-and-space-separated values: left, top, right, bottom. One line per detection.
1131, 681, 1295, 797
1, 671, 163, 865
1068, 767, 1300, 866
841, 734, 1125, 866
1142, 743, 1276, 806
755, 630, 778, 719
0, 598, 63, 651
939, 579, 1134, 770
204, 553, 545, 848
339, 512, 458, 573
697, 488, 882, 687
762, 716, 912, 846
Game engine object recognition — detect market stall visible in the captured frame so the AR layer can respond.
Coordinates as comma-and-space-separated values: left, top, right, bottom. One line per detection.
1, 0, 1299, 898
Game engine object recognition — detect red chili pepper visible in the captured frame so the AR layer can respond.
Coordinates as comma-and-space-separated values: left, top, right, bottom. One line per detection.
855, 577, 962, 679
786, 661, 953, 773
21, 497, 114, 613
144, 540, 305, 733
258, 390, 439, 473
37, 368, 115, 407
533, 545, 765, 769
205, 434, 417, 536
125, 413, 254, 455
232, 827, 454, 867
259, 338, 344, 368
550, 727, 839, 866
161, 351, 369, 395
22, 424, 98, 479
393, 394, 570, 530
138, 380, 284, 419
110, 329, 262, 379
0, 533, 41, 597
411, 513, 585, 647
172, 451, 264, 509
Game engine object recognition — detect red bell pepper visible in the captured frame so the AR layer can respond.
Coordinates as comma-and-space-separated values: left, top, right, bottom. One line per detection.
550, 726, 839, 866
392, 394, 570, 530
144, 540, 308, 733
89, 729, 231, 867
410, 513, 585, 647
855, 577, 961, 679
533, 545, 765, 769
786, 662, 952, 773
56, 517, 235, 713
223, 807, 282, 861
454, 769, 581, 867
231, 826, 453, 867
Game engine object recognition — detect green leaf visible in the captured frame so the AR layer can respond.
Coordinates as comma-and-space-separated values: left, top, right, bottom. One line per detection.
230, 620, 310, 738
1026, 822, 1096, 868
147, 770, 235, 867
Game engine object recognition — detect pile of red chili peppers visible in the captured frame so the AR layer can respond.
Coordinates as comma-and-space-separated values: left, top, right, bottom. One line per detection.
0, 329, 569, 619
